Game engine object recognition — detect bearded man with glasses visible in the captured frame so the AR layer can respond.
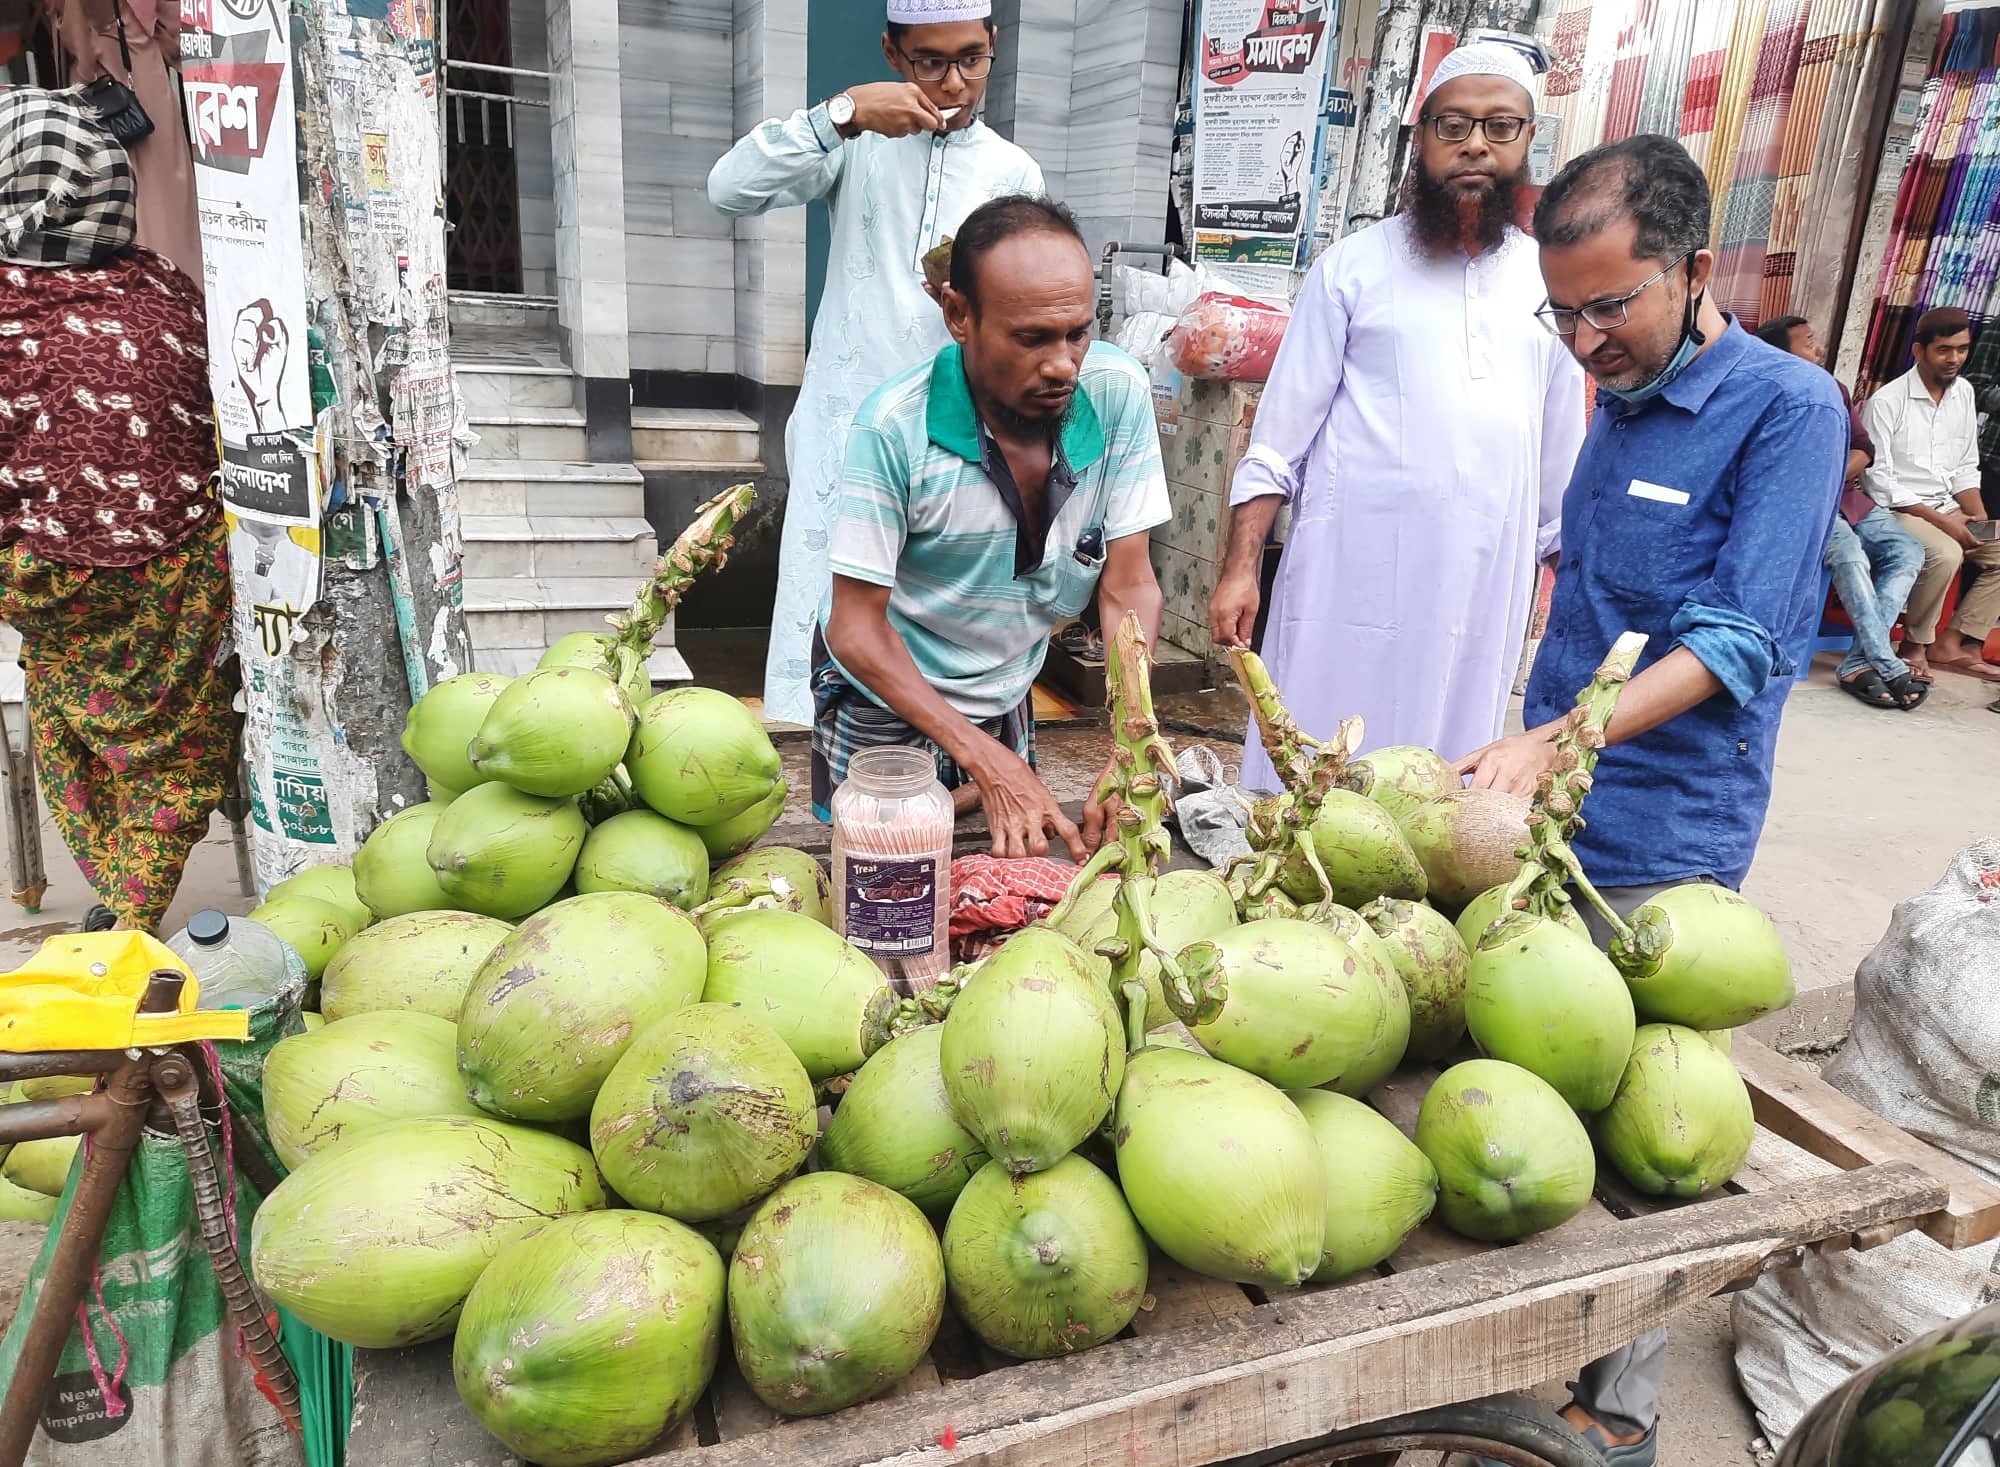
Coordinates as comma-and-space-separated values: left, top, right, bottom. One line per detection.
710, 0, 1043, 728
1209, 42, 1586, 787
1458, 133, 1846, 1467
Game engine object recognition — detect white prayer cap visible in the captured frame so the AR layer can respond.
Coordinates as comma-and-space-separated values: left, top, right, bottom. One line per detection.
886, 0, 993, 22
1424, 41, 1537, 103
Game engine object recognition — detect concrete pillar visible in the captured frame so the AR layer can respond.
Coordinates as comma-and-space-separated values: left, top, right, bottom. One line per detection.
1064, 0, 1183, 253
548, 0, 634, 459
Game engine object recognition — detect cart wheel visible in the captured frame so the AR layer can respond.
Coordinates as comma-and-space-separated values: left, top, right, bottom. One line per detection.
1225, 1394, 1609, 1467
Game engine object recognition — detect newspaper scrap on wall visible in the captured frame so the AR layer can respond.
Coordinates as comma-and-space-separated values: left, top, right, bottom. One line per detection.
1192, 0, 1337, 272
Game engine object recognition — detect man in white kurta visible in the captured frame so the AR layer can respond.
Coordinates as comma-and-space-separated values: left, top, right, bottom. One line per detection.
708, 0, 1043, 727
1209, 44, 1585, 791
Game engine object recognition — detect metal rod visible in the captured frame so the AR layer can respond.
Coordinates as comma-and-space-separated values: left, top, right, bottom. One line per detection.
443, 58, 550, 81
0, 1052, 124, 1084
443, 86, 550, 108
0, 1056, 150, 1467
0, 1093, 116, 1147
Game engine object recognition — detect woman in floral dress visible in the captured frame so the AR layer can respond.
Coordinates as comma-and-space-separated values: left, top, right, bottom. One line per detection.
0, 88, 236, 931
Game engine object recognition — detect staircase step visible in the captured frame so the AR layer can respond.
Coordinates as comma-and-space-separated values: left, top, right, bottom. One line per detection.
463, 577, 678, 653
457, 460, 645, 517
632, 407, 760, 465
455, 363, 576, 412
466, 406, 588, 462
473, 645, 691, 687
462, 515, 657, 579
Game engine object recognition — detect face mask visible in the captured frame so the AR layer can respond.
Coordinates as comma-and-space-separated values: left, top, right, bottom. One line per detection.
1601, 261, 1709, 404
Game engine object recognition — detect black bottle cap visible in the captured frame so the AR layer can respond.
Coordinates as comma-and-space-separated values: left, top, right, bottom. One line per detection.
187, 910, 231, 947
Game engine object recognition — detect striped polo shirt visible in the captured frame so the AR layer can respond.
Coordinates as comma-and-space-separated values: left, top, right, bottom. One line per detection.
820, 340, 1171, 720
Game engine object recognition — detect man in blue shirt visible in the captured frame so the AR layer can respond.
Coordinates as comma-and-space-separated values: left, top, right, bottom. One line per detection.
1460, 135, 1845, 1464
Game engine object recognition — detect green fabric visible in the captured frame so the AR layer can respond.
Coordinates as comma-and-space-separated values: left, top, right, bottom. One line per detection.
278, 1307, 351, 1467
923, 343, 1107, 469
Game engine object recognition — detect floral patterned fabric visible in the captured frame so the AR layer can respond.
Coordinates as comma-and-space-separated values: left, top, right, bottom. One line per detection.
0, 516, 236, 930
0, 247, 217, 567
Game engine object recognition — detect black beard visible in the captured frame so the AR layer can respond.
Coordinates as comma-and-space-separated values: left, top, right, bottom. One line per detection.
983, 398, 1064, 438
1400, 162, 1523, 256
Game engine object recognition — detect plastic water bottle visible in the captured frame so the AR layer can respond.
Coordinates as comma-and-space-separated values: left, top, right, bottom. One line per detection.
167, 909, 307, 1011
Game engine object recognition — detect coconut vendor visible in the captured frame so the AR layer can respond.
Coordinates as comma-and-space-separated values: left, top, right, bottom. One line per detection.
708, 0, 1044, 730
1208, 40, 1585, 789
1457, 135, 1845, 1467
0, 88, 236, 933
814, 196, 1169, 863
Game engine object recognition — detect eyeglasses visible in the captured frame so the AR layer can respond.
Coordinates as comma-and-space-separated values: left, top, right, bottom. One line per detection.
1535, 254, 1691, 337
1422, 113, 1530, 144
898, 50, 995, 82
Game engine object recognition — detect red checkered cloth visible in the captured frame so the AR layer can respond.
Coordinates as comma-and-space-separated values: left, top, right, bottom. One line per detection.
948, 855, 1087, 964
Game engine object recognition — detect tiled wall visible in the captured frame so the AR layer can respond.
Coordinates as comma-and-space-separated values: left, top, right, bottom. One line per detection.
727, 0, 809, 389
1154, 379, 1260, 658
509, 0, 557, 297
548, 0, 632, 381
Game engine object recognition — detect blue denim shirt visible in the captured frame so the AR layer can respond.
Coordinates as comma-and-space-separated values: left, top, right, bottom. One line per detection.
1524, 321, 1846, 890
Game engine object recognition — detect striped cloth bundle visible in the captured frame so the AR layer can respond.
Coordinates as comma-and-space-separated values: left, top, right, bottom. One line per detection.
1712, 0, 1814, 324
1635, 0, 1700, 136
1678, 0, 1741, 171
1602, 0, 1660, 142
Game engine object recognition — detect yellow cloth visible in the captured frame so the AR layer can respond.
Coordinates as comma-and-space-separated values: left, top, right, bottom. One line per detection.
0, 932, 250, 1052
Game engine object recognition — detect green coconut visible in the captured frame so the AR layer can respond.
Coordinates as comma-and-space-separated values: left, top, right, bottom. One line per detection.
818, 1025, 988, 1214
1416, 1059, 1595, 1241
2, 1135, 79, 1197
627, 687, 783, 827
538, 630, 650, 707
354, 803, 456, 918
1609, 884, 1795, 1030
1145, 1022, 1205, 1054
728, 1173, 946, 1416
1399, 789, 1532, 910
1597, 1024, 1754, 1198
696, 780, 788, 862
319, 909, 513, 1023
1312, 905, 1415, 1096
1363, 897, 1472, 1062
1173, 918, 1404, 1091
1455, 881, 1589, 952
0, 1176, 56, 1223
267, 865, 372, 934
452, 1211, 724, 1467
700, 909, 892, 1083
1288, 1088, 1440, 1280
263, 1011, 486, 1170
1054, 869, 1238, 1026
940, 926, 1124, 1175
942, 1154, 1148, 1359
1338, 745, 1461, 823
1273, 789, 1429, 908
428, 780, 463, 807
1464, 914, 1636, 1113
573, 808, 711, 909
589, 1003, 816, 1222
426, 781, 588, 920
249, 894, 363, 981
469, 666, 635, 800
401, 672, 511, 796
248, 1115, 606, 1348
700, 847, 831, 928
458, 892, 708, 1123
302, 1012, 326, 1032
1113, 1046, 1324, 1288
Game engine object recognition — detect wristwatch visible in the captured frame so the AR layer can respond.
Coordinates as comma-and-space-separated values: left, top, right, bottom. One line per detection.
826, 92, 857, 133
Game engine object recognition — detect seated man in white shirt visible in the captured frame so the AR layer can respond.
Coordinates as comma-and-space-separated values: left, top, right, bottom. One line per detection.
1862, 306, 2000, 682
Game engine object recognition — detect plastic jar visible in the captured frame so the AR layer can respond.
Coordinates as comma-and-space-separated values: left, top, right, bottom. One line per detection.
830, 746, 955, 996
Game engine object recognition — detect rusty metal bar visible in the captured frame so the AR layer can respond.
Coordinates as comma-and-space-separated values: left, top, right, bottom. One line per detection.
0, 1092, 118, 1146
0, 1052, 124, 1084
0, 1055, 150, 1466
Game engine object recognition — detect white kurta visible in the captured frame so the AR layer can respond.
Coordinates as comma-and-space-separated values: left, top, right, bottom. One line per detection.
709, 109, 1043, 726
1232, 216, 1585, 791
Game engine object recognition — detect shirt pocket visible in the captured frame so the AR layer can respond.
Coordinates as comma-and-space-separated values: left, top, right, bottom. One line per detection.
1592, 487, 1705, 610
1045, 536, 1107, 620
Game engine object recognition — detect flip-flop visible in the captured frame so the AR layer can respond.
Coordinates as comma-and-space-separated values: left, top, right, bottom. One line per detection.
1838, 668, 1900, 709
1886, 671, 1931, 710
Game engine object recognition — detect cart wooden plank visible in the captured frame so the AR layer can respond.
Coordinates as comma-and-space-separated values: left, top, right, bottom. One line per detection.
629, 1164, 1940, 1467
1734, 1034, 2000, 1248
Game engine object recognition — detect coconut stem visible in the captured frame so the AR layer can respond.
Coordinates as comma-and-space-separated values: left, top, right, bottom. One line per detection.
887, 974, 964, 1036
1103, 612, 1176, 879
603, 483, 756, 691
1121, 979, 1151, 1055
1042, 842, 1127, 932
1230, 647, 1325, 790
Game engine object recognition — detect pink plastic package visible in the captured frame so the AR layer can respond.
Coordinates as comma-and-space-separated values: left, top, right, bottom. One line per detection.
1166, 291, 1291, 381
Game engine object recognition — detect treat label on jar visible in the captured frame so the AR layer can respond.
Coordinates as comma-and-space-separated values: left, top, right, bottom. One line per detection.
842, 855, 940, 955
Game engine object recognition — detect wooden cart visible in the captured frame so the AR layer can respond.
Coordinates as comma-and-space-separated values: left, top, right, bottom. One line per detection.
349, 1034, 2000, 1467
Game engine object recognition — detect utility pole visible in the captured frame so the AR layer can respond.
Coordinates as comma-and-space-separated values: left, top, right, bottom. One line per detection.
186, 0, 468, 888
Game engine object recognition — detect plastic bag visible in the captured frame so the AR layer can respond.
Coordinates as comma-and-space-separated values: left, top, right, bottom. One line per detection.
1167, 292, 1291, 381
1732, 839, 2000, 1443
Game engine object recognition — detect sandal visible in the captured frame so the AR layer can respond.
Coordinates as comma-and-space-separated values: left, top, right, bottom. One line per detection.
1886, 671, 1931, 711
1838, 668, 1900, 709
80, 904, 117, 933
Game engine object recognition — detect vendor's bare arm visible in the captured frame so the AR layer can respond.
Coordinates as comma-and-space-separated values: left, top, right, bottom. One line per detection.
824, 575, 1083, 860
1210, 495, 1283, 648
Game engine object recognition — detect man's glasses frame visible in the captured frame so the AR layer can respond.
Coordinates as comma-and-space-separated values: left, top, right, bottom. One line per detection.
1421, 112, 1531, 144
895, 49, 996, 82
1535, 254, 1694, 338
